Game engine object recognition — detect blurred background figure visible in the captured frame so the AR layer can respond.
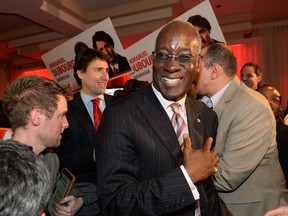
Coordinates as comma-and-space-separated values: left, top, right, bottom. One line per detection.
0, 140, 52, 216
187, 14, 223, 48
74, 41, 89, 55
257, 84, 288, 188
123, 79, 150, 96
283, 101, 288, 125
113, 89, 125, 97
240, 61, 263, 90
0, 100, 10, 128
64, 84, 74, 102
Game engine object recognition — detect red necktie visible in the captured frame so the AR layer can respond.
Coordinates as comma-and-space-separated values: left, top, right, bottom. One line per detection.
113, 67, 119, 74
92, 98, 102, 131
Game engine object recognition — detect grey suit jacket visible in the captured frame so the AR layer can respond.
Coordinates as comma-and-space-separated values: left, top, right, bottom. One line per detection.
214, 77, 288, 215
96, 85, 231, 215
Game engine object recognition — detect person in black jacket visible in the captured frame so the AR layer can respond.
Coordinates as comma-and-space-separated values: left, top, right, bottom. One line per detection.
95, 20, 231, 216
257, 84, 288, 188
57, 48, 117, 215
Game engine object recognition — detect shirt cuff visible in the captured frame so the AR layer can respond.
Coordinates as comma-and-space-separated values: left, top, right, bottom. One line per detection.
180, 165, 200, 200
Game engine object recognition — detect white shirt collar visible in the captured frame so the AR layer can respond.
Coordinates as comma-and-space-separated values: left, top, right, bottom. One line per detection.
151, 83, 186, 112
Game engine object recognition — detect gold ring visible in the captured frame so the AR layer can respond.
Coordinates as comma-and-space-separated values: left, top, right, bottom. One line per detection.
214, 166, 218, 173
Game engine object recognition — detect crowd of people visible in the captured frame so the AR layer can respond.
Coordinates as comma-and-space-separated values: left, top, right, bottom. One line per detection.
1, 14, 288, 216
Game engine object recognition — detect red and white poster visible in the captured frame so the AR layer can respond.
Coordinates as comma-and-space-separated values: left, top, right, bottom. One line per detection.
42, 1, 225, 88
126, 0, 226, 83
41, 18, 131, 91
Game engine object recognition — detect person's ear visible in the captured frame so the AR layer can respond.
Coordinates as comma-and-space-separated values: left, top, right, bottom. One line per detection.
30, 109, 42, 126
211, 64, 221, 80
77, 70, 84, 80
196, 55, 202, 73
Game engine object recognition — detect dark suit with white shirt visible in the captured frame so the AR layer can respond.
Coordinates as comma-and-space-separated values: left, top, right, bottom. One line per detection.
57, 93, 115, 184
95, 85, 231, 215
108, 53, 131, 77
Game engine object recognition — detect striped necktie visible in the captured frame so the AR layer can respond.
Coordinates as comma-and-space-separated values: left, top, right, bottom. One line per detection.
170, 103, 186, 145
171, 102, 201, 215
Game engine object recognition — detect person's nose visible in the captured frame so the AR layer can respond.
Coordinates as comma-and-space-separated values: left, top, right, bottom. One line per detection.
102, 70, 110, 81
163, 57, 182, 73
267, 98, 274, 105
103, 47, 110, 55
63, 116, 69, 129
200, 33, 205, 40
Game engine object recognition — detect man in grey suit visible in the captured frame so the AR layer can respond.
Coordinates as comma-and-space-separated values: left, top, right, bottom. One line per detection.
196, 43, 288, 215
96, 20, 231, 215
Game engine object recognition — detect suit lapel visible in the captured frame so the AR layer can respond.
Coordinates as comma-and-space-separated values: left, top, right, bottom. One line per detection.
214, 77, 240, 119
69, 96, 95, 144
185, 97, 206, 149
104, 94, 114, 105
71, 94, 114, 136
138, 87, 183, 164
186, 97, 210, 214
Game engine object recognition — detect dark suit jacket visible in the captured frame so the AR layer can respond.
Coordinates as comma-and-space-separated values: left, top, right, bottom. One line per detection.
276, 117, 288, 188
57, 93, 115, 184
96, 85, 231, 215
108, 53, 131, 77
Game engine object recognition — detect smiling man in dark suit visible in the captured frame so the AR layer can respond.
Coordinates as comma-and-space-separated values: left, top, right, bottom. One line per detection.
56, 48, 116, 215
95, 20, 231, 215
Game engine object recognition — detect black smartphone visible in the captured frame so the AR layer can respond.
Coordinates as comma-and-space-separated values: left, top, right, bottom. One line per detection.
47, 168, 76, 214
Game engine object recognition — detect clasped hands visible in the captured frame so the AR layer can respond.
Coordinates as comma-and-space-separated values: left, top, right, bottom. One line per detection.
182, 134, 219, 183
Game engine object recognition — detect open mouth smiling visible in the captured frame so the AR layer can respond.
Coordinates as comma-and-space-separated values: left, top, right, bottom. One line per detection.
163, 77, 183, 84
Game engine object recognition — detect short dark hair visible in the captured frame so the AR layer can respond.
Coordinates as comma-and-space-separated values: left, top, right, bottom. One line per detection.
188, 15, 212, 32
257, 84, 282, 104
123, 79, 150, 95
92, 31, 115, 49
2, 75, 65, 131
74, 41, 89, 55
73, 48, 108, 86
0, 140, 52, 216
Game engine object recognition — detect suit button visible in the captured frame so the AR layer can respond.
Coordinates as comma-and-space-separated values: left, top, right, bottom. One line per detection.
165, 206, 169, 212
181, 199, 185, 206
171, 204, 175, 210
165, 206, 172, 212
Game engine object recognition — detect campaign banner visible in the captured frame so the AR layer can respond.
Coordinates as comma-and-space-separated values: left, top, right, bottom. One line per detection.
41, 18, 132, 91
126, 0, 225, 83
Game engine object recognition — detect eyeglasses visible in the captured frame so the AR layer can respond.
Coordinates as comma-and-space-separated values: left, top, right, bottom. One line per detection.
152, 51, 198, 66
